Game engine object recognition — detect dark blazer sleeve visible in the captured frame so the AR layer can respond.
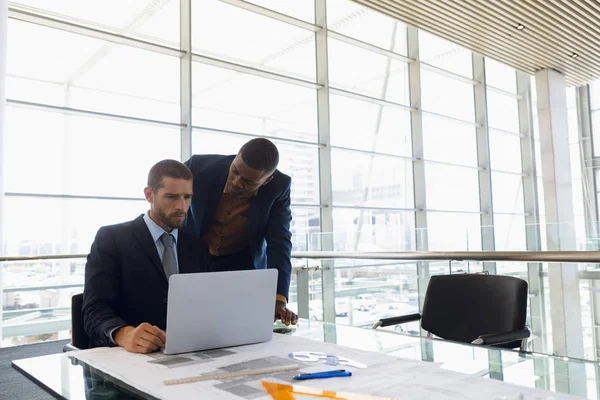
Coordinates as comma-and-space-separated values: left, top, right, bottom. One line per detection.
82, 226, 128, 347
265, 178, 293, 299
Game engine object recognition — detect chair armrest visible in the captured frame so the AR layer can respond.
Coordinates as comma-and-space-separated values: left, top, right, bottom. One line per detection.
372, 313, 421, 329
472, 328, 531, 346
63, 343, 81, 352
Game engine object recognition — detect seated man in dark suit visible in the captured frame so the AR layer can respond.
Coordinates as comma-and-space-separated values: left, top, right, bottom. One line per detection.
183, 138, 298, 326
82, 159, 210, 353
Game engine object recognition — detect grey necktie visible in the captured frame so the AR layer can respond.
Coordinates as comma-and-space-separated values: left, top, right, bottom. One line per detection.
160, 233, 178, 279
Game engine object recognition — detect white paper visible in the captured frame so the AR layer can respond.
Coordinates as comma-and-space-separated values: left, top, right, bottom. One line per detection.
71, 334, 582, 400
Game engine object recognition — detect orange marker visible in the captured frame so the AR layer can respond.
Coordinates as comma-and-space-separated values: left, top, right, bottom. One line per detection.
261, 381, 398, 400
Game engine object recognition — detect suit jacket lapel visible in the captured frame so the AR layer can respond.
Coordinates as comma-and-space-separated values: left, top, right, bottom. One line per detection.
131, 215, 167, 282
177, 234, 192, 274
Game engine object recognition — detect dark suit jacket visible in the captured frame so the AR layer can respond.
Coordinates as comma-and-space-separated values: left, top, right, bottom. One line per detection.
82, 215, 210, 348
184, 154, 292, 298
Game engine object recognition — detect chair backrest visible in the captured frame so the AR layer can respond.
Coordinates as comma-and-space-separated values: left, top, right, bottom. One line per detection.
420, 274, 528, 348
71, 293, 89, 349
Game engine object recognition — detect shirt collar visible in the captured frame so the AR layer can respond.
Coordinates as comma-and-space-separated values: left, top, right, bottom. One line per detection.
143, 211, 178, 244
222, 183, 260, 198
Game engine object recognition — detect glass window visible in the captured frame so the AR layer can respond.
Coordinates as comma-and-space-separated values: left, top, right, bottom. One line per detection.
422, 115, 477, 166
420, 69, 475, 122
329, 94, 411, 156
492, 172, 525, 214
7, 20, 180, 122
332, 209, 415, 251
191, 131, 320, 205
245, 0, 314, 23
291, 207, 321, 251
489, 130, 522, 173
493, 214, 526, 251
418, 30, 472, 78
192, 63, 318, 142
328, 38, 409, 105
485, 58, 517, 94
10, 0, 180, 44
426, 212, 482, 251
3, 196, 148, 255
487, 91, 520, 133
424, 163, 480, 212
590, 79, 600, 111
592, 112, 600, 156
5, 107, 180, 198
331, 150, 413, 209
566, 86, 577, 109
327, 0, 407, 54
192, 0, 315, 81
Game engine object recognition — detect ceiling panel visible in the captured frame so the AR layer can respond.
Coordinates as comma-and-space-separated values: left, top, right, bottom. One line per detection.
355, 0, 600, 85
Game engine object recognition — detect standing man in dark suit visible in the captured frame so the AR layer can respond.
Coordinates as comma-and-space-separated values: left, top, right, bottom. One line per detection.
184, 138, 298, 326
83, 160, 210, 353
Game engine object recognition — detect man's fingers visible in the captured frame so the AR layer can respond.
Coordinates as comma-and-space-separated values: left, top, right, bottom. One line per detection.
141, 325, 166, 346
139, 331, 164, 348
157, 329, 167, 344
149, 325, 167, 344
137, 335, 160, 351
274, 306, 283, 322
133, 343, 154, 354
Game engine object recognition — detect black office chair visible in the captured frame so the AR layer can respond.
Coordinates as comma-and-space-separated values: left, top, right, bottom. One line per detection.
63, 293, 89, 351
372, 274, 531, 350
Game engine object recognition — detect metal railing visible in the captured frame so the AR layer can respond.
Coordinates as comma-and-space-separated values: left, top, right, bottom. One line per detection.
3, 250, 600, 263
2, 250, 600, 343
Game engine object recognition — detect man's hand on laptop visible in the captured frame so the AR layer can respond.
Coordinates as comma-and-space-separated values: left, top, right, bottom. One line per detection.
274, 300, 298, 326
114, 323, 166, 353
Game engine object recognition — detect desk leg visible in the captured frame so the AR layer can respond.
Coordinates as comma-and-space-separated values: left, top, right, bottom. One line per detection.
420, 337, 434, 362
297, 268, 310, 320
553, 359, 587, 398
533, 356, 550, 390
487, 349, 503, 381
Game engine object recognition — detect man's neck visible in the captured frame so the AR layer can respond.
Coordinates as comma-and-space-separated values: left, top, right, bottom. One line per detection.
149, 210, 174, 232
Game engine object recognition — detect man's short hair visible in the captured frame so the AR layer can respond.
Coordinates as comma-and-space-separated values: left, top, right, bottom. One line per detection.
238, 138, 280, 174
147, 159, 193, 191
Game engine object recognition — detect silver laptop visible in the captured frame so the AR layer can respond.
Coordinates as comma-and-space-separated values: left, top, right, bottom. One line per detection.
163, 269, 278, 355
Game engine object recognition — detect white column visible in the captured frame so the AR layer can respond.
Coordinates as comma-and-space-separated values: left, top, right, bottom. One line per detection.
0, 0, 8, 341
535, 68, 584, 358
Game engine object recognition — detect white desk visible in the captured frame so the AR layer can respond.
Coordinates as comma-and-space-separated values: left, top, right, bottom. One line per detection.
13, 320, 596, 399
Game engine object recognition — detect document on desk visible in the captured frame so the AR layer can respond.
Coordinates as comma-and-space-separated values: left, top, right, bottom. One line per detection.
71, 334, 581, 400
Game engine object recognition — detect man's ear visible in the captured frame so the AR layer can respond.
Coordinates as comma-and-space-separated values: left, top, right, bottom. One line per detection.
143, 187, 154, 203
262, 175, 274, 186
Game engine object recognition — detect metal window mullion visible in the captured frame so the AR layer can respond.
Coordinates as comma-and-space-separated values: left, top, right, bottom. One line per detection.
517, 71, 548, 382
0, 0, 7, 341
315, 0, 334, 327
473, 55, 496, 274
8, 7, 183, 58
329, 87, 412, 110
180, 0, 192, 161
576, 85, 599, 246
191, 53, 321, 90
217, 0, 320, 32
192, 125, 322, 148
6, 99, 182, 129
577, 84, 600, 363
328, 30, 412, 63
407, 27, 430, 343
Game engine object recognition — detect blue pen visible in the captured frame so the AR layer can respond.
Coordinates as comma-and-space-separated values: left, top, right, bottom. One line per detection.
293, 370, 352, 380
